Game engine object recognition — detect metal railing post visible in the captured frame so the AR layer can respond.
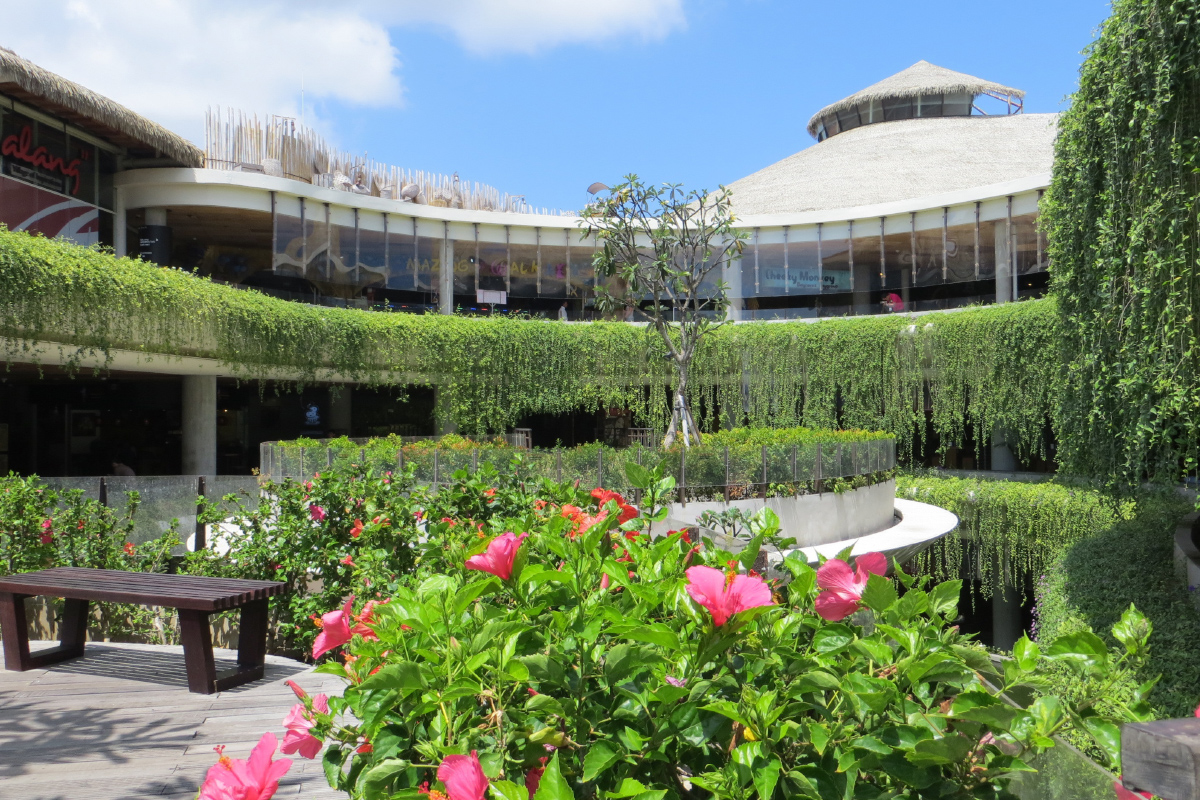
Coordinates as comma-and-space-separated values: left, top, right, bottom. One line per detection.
792, 444, 798, 496
195, 475, 207, 551
724, 446, 730, 503
761, 445, 768, 500
98, 476, 108, 508
816, 443, 823, 495
433, 448, 440, 491
556, 448, 563, 483
678, 452, 686, 506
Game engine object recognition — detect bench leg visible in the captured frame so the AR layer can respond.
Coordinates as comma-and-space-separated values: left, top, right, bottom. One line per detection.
0, 595, 88, 671
0, 592, 31, 671
209, 599, 269, 693
179, 609, 217, 694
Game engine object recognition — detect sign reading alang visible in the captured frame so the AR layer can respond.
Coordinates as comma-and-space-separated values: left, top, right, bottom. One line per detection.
1, 125, 83, 195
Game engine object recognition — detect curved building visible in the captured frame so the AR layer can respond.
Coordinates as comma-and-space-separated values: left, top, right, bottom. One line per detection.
0, 48, 1054, 473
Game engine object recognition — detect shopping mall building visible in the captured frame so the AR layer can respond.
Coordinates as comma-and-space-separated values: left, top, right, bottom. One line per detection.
0, 48, 1053, 476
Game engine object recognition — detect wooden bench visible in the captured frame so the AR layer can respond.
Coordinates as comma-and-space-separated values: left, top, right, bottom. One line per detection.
0, 567, 285, 694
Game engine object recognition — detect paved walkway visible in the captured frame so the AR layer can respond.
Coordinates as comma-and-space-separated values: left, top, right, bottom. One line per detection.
0, 641, 347, 799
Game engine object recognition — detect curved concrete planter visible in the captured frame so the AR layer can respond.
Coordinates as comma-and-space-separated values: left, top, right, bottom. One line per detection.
658, 479, 897, 549
771, 497, 959, 570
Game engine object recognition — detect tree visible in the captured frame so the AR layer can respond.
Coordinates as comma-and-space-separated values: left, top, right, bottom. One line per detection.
580, 176, 746, 447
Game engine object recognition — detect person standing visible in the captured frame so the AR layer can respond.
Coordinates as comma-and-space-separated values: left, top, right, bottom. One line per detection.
558, 301, 569, 321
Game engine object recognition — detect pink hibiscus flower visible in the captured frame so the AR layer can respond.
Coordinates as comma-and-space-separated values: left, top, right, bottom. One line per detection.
438, 751, 489, 800
685, 565, 774, 627
280, 694, 330, 759
312, 598, 355, 659
199, 732, 292, 800
814, 552, 888, 621
309, 505, 326, 523
465, 532, 528, 581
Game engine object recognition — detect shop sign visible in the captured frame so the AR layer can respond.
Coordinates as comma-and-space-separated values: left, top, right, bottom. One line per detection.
763, 267, 851, 293
1, 125, 84, 195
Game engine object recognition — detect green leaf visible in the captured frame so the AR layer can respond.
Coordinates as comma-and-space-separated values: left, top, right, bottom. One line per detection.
1013, 636, 1040, 672
322, 745, 348, 790
492, 781, 531, 800
860, 574, 897, 613
812, 624, 854, 653
1044, 631, 1110, 673
927, 580, 962, 618
615, 623, 680, 652
526, 693, 566, 718
625, 461, 652, 489
605, 779, 650, 799
583, 741, 623, 782
534, 752, 573, 800
894, 588, 929, 620
1111, 603, 1152, 656
753, 757, 783, 800
361, 758, 411, 800
702, 700, 753, 729
1081, 717, 1122, 766
906, 736, 974, 766
604, 644, 662, 684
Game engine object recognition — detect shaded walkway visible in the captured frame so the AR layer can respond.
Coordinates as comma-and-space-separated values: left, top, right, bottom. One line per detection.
0, 641, 346, 799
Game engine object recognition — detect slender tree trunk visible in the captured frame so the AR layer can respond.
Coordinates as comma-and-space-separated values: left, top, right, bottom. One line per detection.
663, 361, 702, 448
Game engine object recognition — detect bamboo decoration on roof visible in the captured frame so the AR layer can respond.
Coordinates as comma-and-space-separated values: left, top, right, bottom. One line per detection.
203, 107, 569, 216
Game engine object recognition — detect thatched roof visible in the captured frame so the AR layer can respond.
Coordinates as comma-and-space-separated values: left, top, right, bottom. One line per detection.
0, 46, 203, 166
806, 60, 1024, 137
728, 113, 1056, 216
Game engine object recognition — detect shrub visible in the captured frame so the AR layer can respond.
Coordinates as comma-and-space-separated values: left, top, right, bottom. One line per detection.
0, 473, 179, 640
224, 465, 1151, 800
1034, 492, 1199, 729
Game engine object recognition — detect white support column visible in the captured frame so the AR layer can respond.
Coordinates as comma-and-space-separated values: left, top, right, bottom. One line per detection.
994, 221, 1012, 303
182, 375, 217, 475
439, 225, 454, 315
329, 387, 352, 436
113, 186, 127, 257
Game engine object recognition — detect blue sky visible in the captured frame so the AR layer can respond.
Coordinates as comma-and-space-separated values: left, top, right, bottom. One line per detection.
6, 0, 1112, 213
325, 0, 1111, 212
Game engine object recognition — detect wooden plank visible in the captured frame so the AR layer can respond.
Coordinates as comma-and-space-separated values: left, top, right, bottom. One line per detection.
1122, 717, 1200, 799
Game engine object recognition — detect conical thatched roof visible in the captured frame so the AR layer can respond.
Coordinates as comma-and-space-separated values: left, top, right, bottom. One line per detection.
729, 113, 1057, 217
0, 46, 203, 166
806, 60, 1024, 137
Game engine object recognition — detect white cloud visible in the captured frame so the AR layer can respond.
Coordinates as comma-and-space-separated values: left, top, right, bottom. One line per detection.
376, 0, 687, 55
0, 0, 685, 143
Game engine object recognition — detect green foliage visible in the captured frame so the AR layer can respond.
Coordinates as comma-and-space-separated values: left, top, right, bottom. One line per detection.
0, 473, 180, 640
288, 466, 1145, 799
1034, 491, 1199, 737
897, 474, 1132, 597
0, 229, 1057, 459
1042, 0, 1200, 489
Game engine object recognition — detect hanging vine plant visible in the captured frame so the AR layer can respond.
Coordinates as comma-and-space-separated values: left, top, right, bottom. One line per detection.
1042, 0, 1200, 490
0, 228, 1058, 458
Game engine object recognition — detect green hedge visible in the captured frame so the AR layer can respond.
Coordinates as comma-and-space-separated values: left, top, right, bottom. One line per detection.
0, 229, 1057, 459
269, 428, 895, 501
1035, 492, 1200, 724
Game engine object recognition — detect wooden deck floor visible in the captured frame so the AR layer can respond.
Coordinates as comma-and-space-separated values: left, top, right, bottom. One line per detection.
0, 641, 348, 800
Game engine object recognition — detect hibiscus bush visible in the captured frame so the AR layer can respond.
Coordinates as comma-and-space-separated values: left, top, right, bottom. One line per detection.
199, 461, 1156, 800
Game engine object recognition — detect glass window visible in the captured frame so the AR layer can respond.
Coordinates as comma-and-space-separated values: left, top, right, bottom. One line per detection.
386, 227, 416, 291
477, 241, 508, 293
356, 218, 387, 289
945, 222, 979, 282
414, 236, 439, 292
943, 92, 973, 117
567, 238, 594, 298
509, 243, 539, 297
917, 94, 944, 118
756, 243, 787, 297
0, 173, 100, 246
852, 231, 882, 294
305, 205, 329, 280
328, 222, 356, 287
882, 229, 910, 290
452, 238, 476, 296
882, 97, 913, 121
1014, 214, 1041, 274
540, 244, 568, 298
273, 197, 304, 275
67, 136, 96, 205
836, 107, 861, 132
914, 225, 943, 286
787, 240, 821, 295
98, 149, 115, 211
819, 235, 851, 294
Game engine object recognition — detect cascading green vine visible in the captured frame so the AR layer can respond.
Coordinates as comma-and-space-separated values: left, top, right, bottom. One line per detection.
897, 474, 1136, 598
1042, 0, 1200, 489
0, 228, 1057, 458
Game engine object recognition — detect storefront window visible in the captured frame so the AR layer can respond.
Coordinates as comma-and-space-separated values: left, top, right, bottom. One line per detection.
508, 243, 538, 297
356, 216, 387, 289
477, 241, 509, 293
273, 197, 304, 274
386, 225, 416, 291
539, 243, 568, 298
